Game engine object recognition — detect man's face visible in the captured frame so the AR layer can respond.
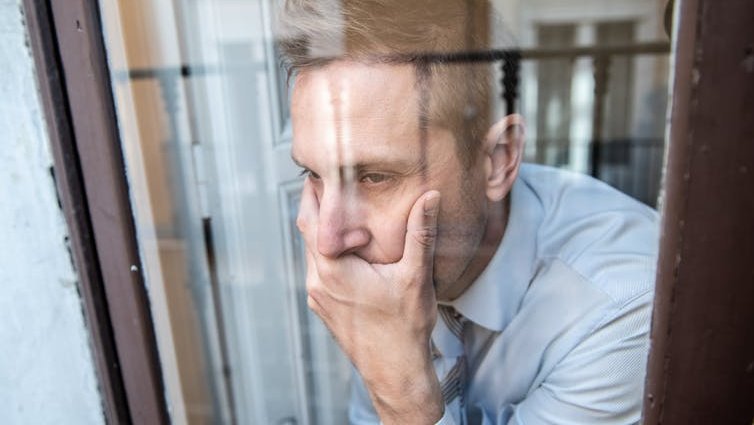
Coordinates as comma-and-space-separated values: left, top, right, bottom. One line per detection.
290, 61, 490, 297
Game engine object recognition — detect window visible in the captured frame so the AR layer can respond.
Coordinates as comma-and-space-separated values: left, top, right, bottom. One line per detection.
26, 0, 754, 423
89, 0, 667, 423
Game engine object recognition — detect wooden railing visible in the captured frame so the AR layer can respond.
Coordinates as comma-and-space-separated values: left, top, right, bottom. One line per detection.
117, 41, 671, 205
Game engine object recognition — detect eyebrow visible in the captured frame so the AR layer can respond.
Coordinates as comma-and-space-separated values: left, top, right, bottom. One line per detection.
290, 153, 425, 177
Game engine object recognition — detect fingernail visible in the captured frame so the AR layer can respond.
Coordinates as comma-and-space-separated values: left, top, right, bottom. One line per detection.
424, 191, 440, 215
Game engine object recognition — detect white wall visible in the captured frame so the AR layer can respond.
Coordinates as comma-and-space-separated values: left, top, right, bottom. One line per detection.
0, 0, 104, 423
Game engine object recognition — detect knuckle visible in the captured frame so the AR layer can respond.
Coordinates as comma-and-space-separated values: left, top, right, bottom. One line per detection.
306, 294, 321, 314
296, 214, 308, 233
304, 273, 317, 291
306, 282, 325, 303
316, 261, 335, 281
411, 226, 437, 248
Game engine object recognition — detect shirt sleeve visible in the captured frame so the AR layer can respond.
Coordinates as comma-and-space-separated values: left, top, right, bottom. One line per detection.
501, 290, 653, 425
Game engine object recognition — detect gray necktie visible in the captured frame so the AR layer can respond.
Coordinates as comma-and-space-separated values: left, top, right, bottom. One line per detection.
437, 305, 467, 407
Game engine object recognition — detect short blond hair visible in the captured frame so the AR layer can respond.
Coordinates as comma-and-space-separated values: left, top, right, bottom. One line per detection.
276, 0, 493, 166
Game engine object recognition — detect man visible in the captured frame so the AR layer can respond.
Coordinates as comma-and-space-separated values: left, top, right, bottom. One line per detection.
278, 1, 659, 423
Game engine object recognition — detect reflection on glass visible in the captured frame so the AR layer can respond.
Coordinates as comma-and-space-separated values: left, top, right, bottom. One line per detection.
98, 0, 671, 423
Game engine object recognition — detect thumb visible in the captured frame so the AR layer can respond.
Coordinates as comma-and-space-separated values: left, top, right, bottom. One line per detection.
401, 190, 441, 271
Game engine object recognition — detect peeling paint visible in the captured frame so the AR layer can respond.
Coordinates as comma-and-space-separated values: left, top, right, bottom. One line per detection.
0, 1, 104, 423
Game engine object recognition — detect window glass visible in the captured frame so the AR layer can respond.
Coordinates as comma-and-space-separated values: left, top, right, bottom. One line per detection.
98, 0, 670, 423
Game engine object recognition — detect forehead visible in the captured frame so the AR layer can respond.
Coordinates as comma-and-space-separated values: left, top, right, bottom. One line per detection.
292, 61, 418, 120
290, 61, 425, 166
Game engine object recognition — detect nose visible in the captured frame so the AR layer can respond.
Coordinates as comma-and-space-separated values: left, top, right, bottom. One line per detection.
316, 188, 370, 258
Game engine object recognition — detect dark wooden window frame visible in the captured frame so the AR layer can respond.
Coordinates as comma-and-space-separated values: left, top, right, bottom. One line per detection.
21, 0, 753, 423
22, 0, 168, 423
641, 0, 754, 423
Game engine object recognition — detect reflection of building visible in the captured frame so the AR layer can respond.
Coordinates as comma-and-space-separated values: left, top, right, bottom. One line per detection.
494, 0, 670, 206
96, 3, 672, 424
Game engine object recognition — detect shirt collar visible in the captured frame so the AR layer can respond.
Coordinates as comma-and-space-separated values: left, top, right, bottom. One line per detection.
449, 171, 542, 332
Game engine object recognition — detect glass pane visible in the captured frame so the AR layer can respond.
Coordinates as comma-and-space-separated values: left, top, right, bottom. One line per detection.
98, 0, 671, 423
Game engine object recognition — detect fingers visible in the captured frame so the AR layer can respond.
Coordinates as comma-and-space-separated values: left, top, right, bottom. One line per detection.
401, 190, 441, 272
305, 248, 332, 322
298, 180, 329, 317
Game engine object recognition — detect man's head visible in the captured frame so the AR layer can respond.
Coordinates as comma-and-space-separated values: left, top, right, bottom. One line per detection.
278, 0, 495, 165
280, 0, 524, 299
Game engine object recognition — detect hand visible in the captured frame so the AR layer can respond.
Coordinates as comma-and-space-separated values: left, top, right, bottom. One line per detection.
296, 180, 444, 424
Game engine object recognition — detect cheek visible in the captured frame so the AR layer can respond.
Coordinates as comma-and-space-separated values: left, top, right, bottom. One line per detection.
366, 203, 412, 263
433, 174, 488, 254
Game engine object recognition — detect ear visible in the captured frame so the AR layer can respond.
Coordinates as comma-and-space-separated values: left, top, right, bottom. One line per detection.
482, 114, 525, 202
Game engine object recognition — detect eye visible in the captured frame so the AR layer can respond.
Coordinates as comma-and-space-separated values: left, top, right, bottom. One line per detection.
359, 173, 390, 184
298, 168, 321, 180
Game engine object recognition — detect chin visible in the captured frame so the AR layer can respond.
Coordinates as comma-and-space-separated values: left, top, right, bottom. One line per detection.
432, 232, 486, 299
432, 257, 471, 296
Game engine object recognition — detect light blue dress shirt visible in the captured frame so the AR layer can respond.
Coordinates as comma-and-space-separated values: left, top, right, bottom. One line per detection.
349, 164, 660, 425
